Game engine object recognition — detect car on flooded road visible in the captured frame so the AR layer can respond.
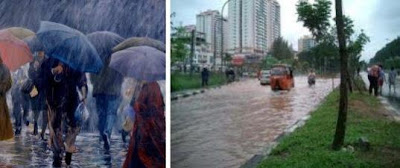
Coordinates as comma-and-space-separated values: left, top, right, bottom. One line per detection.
270, 64, 294, 91
259, 70, 271, 85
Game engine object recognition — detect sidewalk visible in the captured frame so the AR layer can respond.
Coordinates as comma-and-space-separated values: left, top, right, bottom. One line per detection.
171, 88, 207, 101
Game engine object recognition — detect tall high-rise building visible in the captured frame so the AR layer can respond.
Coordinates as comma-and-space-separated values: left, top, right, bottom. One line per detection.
267, 0, 280, 50
196, 10, 224, 67
228, 0, 281, 56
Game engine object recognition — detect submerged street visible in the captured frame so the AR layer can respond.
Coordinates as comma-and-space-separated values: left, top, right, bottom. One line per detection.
172, 76, 339, 168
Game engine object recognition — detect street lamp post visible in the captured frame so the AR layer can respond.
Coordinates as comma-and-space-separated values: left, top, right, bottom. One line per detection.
213, 0, 234, 72
220, 0, 232, 71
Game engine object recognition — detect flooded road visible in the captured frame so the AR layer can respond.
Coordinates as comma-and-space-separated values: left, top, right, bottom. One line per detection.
172, 76, 339, 168
0, 130, 127, 167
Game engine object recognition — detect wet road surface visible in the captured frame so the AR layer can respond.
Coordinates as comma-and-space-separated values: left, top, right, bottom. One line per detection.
172, 76, 339, 168
0, 129, 128, 167
361, 72, 400, 114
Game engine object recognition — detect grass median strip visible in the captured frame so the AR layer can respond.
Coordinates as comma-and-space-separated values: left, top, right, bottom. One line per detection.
258, 90, 400, 168
171, 72, 227, 92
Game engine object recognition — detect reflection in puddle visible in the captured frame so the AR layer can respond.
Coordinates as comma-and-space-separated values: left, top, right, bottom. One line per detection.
0, 131, 127, 167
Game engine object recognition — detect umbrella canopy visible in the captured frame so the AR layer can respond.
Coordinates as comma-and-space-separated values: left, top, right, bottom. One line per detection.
1, 27, 35, 40
0, 31, 33, 71
112, 37, 165, 53
23, 36, 45, 52
110, 46, 165, 81
37, 21, 102, 73
87, 31, 124, 63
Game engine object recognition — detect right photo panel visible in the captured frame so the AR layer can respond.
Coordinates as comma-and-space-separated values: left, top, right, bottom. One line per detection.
171, 0, 400, 167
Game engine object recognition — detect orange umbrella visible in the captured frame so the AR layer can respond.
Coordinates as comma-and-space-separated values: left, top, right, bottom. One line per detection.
0, 31, 33, 71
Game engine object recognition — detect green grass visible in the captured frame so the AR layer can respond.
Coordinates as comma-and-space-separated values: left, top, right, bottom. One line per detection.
258, 90, 400, 168
171, 72, 227, 92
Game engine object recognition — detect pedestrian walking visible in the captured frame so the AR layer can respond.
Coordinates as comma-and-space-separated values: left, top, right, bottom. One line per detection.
368, 65, 380, 96
38, 58, 88, 167
90, 56, 124, 150
0, 56, 13, 141
378, 65, 385, 95
201, 67, 209, 87
28, 51, 48, 139
389, 67, 397, 93
123, 82, 165, 168
11, 68, 30, 135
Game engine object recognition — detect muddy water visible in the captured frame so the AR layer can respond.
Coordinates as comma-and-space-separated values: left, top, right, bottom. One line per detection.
0, 130, 127, 167
172, 76, 339, 168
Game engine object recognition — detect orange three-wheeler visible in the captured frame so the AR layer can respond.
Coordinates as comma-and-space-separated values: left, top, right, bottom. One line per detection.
270, 64, 294, 91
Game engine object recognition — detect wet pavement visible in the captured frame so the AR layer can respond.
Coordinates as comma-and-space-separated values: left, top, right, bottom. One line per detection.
0, 129, 128, 167
361, 72, 400, 114
172, 76, 339, 168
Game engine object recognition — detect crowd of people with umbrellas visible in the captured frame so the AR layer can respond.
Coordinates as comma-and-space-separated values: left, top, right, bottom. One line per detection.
0, 21, 165, 167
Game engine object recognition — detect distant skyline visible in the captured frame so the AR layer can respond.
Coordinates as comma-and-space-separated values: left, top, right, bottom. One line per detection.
171, 0, 400, 61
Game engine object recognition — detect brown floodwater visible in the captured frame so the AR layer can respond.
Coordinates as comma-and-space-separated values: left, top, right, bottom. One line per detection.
172, 76, 339, 168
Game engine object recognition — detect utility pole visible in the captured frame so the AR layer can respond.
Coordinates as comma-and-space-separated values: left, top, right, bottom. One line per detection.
190, 29, 195, 76
239, 0, 242, 54
213, 17, 217, 71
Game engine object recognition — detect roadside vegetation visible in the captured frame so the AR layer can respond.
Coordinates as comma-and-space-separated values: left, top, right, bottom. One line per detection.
171, 72, 226, 92
258, 88, 400, 167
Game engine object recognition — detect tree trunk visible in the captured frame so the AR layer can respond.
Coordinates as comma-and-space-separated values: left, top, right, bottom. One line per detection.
332, 0, 349, 150
347, 70, 353, 93
190, 30, 195, 77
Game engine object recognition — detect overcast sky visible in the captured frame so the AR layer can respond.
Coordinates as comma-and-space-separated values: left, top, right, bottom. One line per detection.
171, 0, 400, 62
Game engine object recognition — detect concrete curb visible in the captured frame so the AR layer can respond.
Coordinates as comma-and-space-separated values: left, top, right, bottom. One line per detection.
171, 89, 206, 101
171, 80, 245, 101
240, 115, 311, 168
171, 85, 225, 101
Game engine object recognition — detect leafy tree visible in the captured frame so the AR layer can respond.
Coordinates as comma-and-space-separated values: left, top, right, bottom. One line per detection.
261, 56, 279, 69
370, 37, 400, 67
348, 30, 370, 75
297, 0, 370, 150
297, 0, 332, 42
171, 26, 190, 64
270, 37, 294, 60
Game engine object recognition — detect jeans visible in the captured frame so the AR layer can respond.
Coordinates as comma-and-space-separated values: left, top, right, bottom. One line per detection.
12, 93, 30, 130
95, 94, 121, 139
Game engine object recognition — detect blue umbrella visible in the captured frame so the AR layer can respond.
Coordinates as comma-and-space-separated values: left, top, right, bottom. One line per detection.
87, 31, 124, 63
110, 46, 165, 81
37, 21, 102, 73
23, 36, 45, 52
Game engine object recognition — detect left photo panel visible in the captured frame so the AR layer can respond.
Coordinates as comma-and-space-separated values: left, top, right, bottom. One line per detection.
0, 0, 165, 167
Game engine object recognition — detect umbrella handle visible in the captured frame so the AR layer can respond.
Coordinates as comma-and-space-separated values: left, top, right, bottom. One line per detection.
54, 74, 62, 82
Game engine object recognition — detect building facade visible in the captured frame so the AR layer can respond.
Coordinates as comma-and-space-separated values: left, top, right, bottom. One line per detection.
196, 10, 223, 67
267, 0, 280, 50
227, 0, 280, 57
298, 35, 316, 52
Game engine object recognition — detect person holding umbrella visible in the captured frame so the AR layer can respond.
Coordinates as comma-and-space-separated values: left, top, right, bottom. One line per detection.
0, 55, 13, 141
110, 46, 165, 167
38, 58, 88, 166
37, 21, 102, 167
28, 51, 48, 140
87, 31, 124, 150
0, 29, 33, 140
11, 67, 30, 135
